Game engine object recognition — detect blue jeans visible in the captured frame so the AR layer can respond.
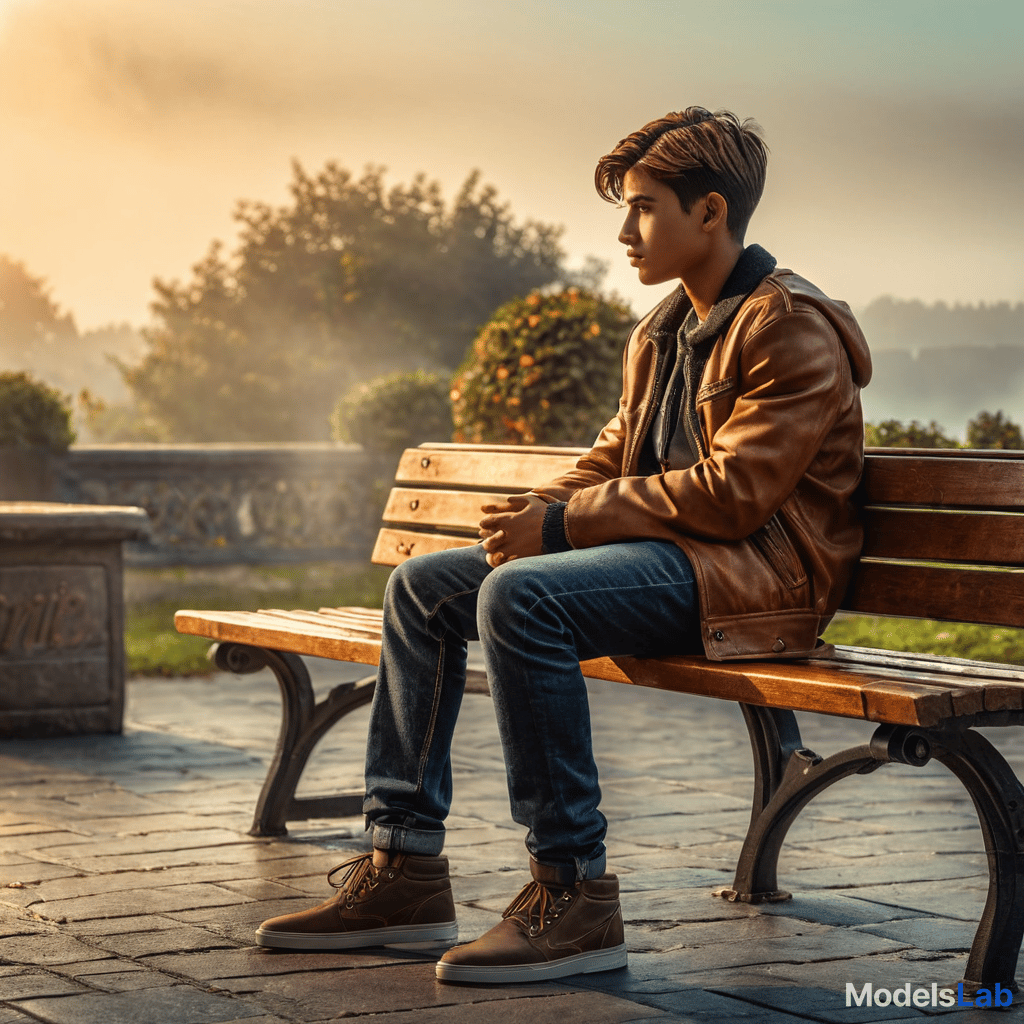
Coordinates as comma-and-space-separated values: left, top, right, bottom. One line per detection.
364, 540, 701, 882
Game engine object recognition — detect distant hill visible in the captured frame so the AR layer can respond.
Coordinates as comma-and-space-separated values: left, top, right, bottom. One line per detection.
862, 346, 1024, 438
858, 296, 1024, 352
855, 298, 1024, 437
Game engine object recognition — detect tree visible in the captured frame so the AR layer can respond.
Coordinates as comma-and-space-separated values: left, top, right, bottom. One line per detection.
0, 255, 77, 369
126, 164, 573, 441
965, 410, 1023, 450
864, 419, 960, 448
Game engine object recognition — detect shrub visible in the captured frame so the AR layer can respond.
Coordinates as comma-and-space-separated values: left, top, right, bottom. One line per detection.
864, 419, 959, 448
451, 288, 632, 446
0, 371, 75, 450
330, 370, 452, 453
965, 410, 1023, 450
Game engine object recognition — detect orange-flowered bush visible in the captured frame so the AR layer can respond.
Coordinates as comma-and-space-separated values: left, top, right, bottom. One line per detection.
450, 288, 632, 446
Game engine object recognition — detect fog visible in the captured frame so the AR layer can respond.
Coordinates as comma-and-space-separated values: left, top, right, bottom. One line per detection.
3, 0, 1022, 328
1, 0, 1022, 437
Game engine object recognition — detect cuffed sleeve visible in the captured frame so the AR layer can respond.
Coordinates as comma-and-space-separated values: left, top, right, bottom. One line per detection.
540, 501, 572, 554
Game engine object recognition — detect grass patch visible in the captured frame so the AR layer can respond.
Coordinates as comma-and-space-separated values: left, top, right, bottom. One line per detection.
126, 562, 1023, 677
823, 614, 1024, 665
125, 563, 392, 678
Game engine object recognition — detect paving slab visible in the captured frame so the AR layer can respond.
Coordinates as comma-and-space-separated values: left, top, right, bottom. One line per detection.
0, 972, 88, 1001
216, 959, 612, 1019
89, 925, 240, 958
0, 1007, 44, 1023
145, 947, 413, 982
28, 882, 255, 923
1, 667, 1023, 1023
63, 915, 184, 937
12, 985, 263, 1023
335, 990, 680, 1023
0, 934, 114, 967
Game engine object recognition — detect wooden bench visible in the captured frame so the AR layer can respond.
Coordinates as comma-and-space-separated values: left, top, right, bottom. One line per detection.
175, 442, 1024, 991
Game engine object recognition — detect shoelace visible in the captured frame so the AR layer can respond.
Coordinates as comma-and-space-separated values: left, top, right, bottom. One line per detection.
503, 879, 576, 935
326, 852, 385, 903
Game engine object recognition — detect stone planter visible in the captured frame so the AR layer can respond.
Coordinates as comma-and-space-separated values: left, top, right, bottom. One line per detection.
0, 502, 150, 737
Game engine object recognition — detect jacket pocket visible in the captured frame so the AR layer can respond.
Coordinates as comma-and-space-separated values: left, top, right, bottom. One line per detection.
696, 376, 736, 406
752, 514, 807, 589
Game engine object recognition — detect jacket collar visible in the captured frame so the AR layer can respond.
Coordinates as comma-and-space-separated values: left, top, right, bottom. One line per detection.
645, 244, 778, 349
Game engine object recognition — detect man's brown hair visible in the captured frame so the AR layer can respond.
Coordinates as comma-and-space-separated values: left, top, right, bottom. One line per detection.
595, 107, 768, 241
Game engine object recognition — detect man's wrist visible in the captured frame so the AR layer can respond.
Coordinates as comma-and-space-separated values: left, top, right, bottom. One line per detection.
541, 501, 571, 554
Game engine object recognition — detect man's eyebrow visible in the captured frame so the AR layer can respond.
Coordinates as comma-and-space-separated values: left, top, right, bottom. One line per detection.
625, 193, 658, 206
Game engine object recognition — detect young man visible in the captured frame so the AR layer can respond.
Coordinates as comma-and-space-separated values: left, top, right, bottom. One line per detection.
256, 107, 871, 984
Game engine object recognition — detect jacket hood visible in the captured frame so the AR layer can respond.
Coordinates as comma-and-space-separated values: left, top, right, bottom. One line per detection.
772, 271, 873, 388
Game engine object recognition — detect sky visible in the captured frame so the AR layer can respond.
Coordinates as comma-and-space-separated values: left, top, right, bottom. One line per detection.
1, 0, 1022, 330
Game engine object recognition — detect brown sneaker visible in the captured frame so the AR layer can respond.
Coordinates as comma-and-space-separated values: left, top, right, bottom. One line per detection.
255, 850, 458, 950
435, 862, 626, 983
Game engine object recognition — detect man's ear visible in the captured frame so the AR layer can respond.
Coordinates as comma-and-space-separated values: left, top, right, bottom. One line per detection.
702, 192, 729, 232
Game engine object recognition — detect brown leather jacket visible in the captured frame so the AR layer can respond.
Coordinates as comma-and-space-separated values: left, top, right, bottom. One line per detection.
534, 269, 872, 661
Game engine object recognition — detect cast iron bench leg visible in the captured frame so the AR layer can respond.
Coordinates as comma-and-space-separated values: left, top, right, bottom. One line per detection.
211, 642, 377, 837
716, 703, 883, 904
722, 712, 1024, 992
931, 729, 1024, 993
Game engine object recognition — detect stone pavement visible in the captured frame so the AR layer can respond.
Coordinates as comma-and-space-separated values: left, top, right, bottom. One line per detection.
1, 654, 1020, 1023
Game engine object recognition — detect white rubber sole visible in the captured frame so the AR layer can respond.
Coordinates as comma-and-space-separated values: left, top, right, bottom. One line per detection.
255, 920, 458, 950
435, 942, 628, 984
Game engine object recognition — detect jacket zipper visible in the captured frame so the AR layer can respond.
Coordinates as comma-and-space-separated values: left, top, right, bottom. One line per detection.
683, 367, 709, 461
625, 340, 666, 476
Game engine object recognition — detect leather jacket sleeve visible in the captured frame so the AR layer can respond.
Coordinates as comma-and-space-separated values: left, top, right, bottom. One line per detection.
536, 307, 856, 549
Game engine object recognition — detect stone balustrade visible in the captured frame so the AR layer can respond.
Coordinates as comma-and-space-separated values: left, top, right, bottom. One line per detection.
50, 443, 392, 566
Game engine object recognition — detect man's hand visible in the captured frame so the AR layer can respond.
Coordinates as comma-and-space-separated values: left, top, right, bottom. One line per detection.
478, 493, 552, 568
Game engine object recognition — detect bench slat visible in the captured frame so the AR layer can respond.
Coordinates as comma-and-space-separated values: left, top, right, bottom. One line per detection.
383, 488, 509, 532
315, 607, 391, 624
862, 452, 1024, 510
372, 528, 476, 567
394, 446, 1024, 512
380, 490, 1024, 564
589, 655, 955, 727
845, 562, 1024, 628
257, 609, 384, 638
174, 609, 383, 665
831, 645, 1024, 681
861, 508, 1024, 565
396, 448, 581, 491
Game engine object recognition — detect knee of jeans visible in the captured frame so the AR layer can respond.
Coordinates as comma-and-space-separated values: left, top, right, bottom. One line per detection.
382, 556, 430, 617
477, 560, 545, 633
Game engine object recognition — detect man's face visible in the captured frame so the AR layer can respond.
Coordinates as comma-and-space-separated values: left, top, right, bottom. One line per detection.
618, 166, 709, 286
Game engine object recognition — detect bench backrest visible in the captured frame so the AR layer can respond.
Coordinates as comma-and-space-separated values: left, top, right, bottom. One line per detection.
373, 444, 1024, 631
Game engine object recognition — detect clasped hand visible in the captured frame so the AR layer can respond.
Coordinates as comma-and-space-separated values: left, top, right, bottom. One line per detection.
478, 492, 552, 568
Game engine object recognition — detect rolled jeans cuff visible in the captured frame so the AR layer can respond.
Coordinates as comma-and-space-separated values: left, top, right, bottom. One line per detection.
368, 820, 445, 857
533, 849, 607, 886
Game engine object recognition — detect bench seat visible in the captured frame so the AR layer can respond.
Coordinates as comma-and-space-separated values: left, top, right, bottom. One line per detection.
175, 604, 1024, 729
